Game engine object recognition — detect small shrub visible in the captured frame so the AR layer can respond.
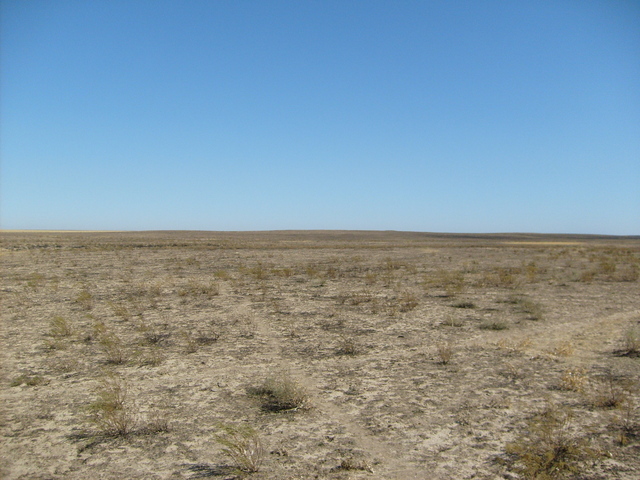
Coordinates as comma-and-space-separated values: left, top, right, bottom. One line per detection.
250, 375, 309, 412
214, 423, 264, 473
482, 267, 519, 288
591, 372, 630, 409
11, 374, 45, 387
43, 338, 67, 351
615, 264, 639, 282
614, 399, 638, 446
429, 270, 465, 296
214, 269, 231, 280
552, 341, 574, 357
579, 270, 596, 283
524, 261, 539, 282
136, 346, 165, 367
452, 300, 475, 309
480, 320, 508, 331
497, 338, 532, 354
75, 289, 94, 310
110, 302, 132, 320
49, 316, 73, 337
517, 299, 544, 321
181, 329, 218, 354
621, 326, 640, 356
98, 331, 128, 364
436, 342, 454, 365
336, 457, 373, 473
505, 404, 601, 479
88, 373, 138, 436
143, 410, 170, 433
398, 291, 419, 312
179, 280, 219, 298
499, 295, 543, 320
443, 315, 465, 327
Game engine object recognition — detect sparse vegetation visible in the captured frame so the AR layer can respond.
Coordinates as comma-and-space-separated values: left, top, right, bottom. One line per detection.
1, 231, 639, 479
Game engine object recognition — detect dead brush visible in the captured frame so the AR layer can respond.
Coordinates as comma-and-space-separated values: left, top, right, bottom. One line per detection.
590, 372, 632, 409
213, 423, 264, 473
336, 336, 360, 356
181, 329, 220, 354
398, 291, 419, 312
249, 374, 309, 412
336, 457, 374, 473
613, 398, 638, 446
559, 367, 588, 393
496, 337, 532, 354
98, 331, 128, 365
143, 410, 171, 434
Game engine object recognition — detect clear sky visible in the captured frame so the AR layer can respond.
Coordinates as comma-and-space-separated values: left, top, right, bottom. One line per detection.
1, 0, 639, 234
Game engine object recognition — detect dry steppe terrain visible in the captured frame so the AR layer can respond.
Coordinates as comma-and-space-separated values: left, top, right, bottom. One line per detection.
1, 230, 639, 479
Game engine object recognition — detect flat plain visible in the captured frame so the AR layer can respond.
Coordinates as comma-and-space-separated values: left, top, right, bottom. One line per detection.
1, 230, 639, 479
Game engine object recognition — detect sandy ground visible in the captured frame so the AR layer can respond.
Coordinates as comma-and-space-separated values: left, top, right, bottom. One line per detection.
1, 231, 639, 479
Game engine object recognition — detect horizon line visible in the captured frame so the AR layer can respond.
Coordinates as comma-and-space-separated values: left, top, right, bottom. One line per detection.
1, 229, 638, 238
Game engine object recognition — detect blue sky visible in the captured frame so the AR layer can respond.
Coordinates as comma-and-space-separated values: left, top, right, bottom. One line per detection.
2, 0, 639, 234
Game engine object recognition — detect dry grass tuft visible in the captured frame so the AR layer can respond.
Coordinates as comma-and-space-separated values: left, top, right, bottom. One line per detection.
559, 367, 588, 393
214, 423, 264, 473
480, 320, 509, 331
551, 341, 575, 357
49, 315, 73, 337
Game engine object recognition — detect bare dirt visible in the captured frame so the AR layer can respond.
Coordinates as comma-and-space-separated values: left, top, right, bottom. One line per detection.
1, 230, 639, 479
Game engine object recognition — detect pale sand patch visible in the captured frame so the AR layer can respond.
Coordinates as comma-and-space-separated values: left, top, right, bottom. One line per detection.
503, 241, 583, 245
